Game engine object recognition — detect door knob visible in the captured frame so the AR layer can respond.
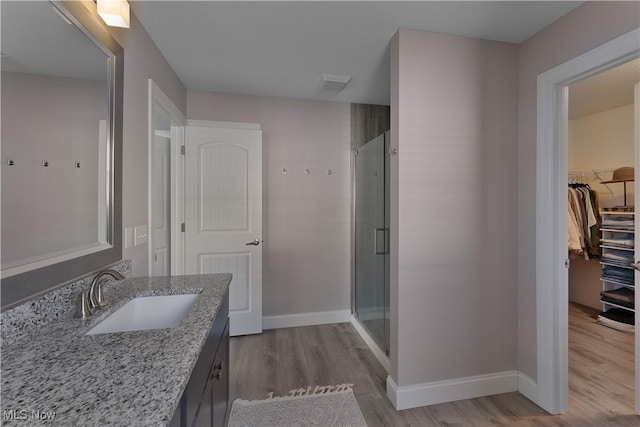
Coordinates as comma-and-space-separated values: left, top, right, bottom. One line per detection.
245, 239, 261, 246
631, 261, 640, 271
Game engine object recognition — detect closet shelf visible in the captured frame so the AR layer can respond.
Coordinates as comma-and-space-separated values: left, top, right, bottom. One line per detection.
599, 245, 634, 252
599, 209, 636, 327
599, 228, 635, 233
600, 278, 635, 289
600, 261, 633, 270
600, 211, 635, 216
600, 300, 635, 312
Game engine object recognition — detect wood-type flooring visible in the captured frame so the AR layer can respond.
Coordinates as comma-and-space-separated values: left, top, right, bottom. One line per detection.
229, 303, 638, 426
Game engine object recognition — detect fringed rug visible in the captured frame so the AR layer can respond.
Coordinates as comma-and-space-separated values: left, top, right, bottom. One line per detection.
228, 383, 368, 427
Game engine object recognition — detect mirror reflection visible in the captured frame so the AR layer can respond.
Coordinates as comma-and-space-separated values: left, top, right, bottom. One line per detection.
1, 1, 111, 275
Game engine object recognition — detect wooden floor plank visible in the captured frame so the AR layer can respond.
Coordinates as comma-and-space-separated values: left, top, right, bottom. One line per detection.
229, 303, 638, 426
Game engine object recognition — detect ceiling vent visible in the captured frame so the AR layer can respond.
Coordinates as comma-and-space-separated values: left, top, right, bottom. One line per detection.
317, 73, 351, 91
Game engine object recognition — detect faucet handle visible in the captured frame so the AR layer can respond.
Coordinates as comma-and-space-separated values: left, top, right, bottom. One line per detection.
76, 292, 95, 319
95, 282, 108, 308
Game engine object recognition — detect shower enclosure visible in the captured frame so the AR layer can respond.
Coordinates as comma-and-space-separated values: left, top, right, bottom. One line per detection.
354, 131, 390, 355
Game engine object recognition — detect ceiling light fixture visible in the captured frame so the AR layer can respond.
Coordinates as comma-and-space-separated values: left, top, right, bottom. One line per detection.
97, 0, 130, 28
317, 74, 351, 92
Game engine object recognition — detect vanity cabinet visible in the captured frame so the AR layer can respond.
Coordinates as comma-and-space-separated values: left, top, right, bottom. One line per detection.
171, 296, 229, 427
194, 321, 229, 427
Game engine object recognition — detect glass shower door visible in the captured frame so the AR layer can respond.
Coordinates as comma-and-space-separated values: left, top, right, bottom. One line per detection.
355, 133, 389, 354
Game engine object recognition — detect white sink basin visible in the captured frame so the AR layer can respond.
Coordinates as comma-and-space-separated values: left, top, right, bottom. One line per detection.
86, 294, 200, 335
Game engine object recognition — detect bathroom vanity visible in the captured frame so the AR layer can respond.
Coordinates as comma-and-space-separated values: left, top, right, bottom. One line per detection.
0, 273, 231, 426
170, 288, 229, 427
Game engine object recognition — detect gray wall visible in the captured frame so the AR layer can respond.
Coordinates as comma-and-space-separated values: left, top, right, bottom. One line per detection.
391, 28, 518, 386
1, 72, 105, 266
105, 10, 187, 276
187, 91, 351, 317
517, 0, 640, 381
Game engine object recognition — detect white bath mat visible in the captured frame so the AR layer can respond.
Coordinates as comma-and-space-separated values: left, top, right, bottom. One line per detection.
228, 383, 368, 427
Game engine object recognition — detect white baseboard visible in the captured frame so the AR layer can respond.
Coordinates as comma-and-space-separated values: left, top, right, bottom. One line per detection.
386, 371, 519, 410
350, 314, 391, 373
262, 309, 351, 330
517, 373, 538, 404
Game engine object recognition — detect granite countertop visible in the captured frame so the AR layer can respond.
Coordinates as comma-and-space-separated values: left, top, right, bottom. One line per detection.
1, 273, 231, 426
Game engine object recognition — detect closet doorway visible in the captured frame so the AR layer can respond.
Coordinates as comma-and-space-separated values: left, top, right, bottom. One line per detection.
535, 28, 639, 415
567, 59, 639, 417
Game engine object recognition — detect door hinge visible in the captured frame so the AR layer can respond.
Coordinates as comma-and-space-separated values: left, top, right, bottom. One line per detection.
564, 259, 570, 268
180, 145, 185, 155
181, 223, 185, 232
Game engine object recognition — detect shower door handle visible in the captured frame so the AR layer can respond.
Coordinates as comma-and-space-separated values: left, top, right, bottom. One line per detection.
375, 228, 386, 255
385, 227, 389, 254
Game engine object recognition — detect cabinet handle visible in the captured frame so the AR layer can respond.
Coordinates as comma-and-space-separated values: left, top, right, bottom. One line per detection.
211, 361, 224, 381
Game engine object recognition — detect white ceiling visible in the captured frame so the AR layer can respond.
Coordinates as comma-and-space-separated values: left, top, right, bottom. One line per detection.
569, 59, 640, 119
131, 1, 583, 105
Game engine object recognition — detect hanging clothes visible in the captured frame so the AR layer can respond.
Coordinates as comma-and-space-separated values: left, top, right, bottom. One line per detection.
568, 184, 601, 259
568, 209, 582, 252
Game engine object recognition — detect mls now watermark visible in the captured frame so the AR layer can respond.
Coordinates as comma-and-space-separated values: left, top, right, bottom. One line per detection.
3, 409, 56, 421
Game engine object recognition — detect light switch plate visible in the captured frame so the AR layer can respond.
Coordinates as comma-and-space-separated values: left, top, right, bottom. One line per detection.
134, 225, 148, 246
124, 227, 134, 249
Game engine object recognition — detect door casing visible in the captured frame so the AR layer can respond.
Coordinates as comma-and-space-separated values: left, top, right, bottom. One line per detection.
147, 80, 187, 276
534, 28, 640, 414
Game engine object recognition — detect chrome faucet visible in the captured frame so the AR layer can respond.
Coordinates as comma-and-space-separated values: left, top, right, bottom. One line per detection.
77, 269, 125, 318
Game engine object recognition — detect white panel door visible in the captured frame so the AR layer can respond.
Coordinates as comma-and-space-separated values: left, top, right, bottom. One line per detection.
185, 124, 262, 336
152, 133, 171, 276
